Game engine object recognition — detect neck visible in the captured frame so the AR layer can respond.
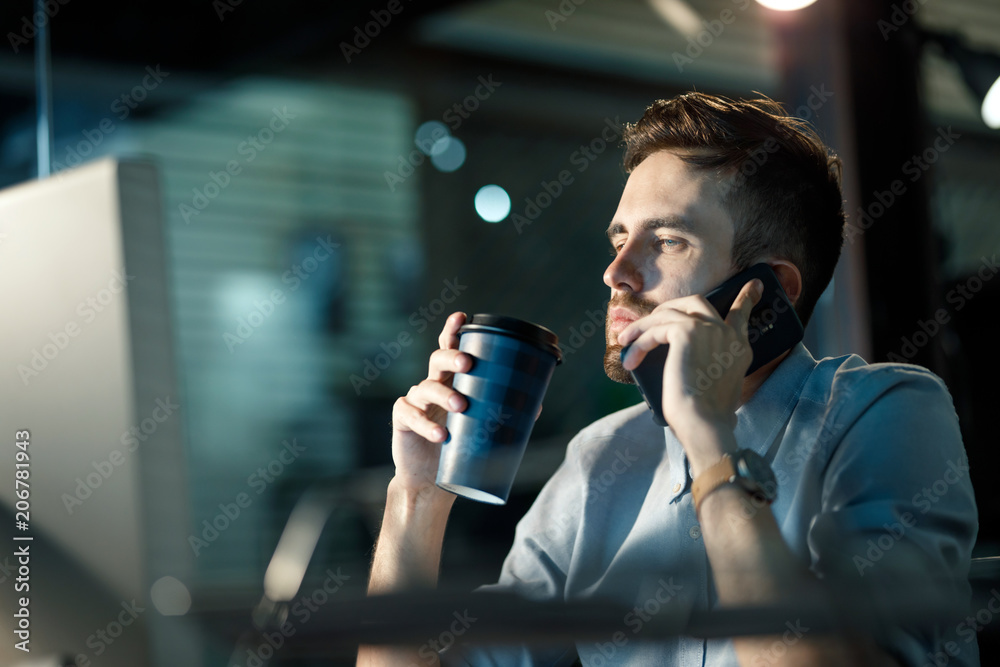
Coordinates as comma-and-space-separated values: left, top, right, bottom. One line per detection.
739, 348, 792, 407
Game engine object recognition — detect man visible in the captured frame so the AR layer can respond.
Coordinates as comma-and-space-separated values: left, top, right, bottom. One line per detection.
357, 92, 978, 666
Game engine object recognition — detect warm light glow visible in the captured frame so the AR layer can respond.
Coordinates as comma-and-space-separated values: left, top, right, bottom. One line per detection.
647, 0, 702, 36
755, 0, 818, 10
983, 76, 1000, 129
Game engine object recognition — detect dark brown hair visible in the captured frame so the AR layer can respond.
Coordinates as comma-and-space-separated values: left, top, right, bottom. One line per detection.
622, 91, 846, 326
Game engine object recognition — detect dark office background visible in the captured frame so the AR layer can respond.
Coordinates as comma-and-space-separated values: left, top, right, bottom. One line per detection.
1, 0, 999, 665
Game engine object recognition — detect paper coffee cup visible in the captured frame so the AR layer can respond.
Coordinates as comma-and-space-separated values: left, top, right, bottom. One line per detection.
436, 314, 562, 504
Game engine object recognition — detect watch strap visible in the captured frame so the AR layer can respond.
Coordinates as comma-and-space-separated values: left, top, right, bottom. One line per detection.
691, 454, 737, 517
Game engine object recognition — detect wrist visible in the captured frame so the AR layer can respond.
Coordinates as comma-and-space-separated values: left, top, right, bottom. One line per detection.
371, 478, 455, 593
692, 449, 777, 518
674, 419, 738, 478
387, 476, 456, 517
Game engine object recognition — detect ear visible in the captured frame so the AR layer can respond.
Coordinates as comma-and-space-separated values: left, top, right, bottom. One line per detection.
767, 260, 803, 306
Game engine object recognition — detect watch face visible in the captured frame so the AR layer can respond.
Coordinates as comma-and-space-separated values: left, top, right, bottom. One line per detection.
735, 450, 778, 501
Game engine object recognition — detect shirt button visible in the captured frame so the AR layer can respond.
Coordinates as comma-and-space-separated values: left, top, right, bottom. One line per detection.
672, 482, 682, 494
689, 525, 702, 540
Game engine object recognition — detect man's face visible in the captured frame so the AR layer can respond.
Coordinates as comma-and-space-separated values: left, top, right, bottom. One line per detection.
603, 150, 736, 383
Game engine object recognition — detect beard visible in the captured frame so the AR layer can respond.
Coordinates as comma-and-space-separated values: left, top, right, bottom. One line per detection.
603, 291, 660, 384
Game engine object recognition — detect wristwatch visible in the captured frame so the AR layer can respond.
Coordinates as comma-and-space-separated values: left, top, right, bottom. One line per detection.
691, 449, 777, 517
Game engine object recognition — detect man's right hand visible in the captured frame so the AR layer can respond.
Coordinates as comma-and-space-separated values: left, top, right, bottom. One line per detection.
390, 311, 471, 502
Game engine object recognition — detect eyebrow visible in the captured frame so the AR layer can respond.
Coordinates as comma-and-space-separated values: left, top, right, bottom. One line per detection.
605, 216, 698, 242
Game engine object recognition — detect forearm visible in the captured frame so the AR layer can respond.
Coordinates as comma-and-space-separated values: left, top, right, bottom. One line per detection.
367, 477, 455, 592
358, 478, 456, 667
689, 424, 898, 667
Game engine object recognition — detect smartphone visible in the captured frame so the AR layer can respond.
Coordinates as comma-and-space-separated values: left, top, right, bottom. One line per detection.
620, 263, 804, 426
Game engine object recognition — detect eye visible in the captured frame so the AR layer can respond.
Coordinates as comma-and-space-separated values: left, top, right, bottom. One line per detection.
608, 241, 625, 256
656, 238, 685, 250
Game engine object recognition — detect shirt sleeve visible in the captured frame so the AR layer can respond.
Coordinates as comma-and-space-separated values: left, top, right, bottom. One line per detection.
806, 365, 980, 667
442, 434, 589, 667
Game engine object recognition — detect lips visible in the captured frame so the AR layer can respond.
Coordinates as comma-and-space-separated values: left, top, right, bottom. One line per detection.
608, 307, 639, 328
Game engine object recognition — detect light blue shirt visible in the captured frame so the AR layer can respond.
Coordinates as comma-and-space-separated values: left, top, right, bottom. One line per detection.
446, 342, 979, 666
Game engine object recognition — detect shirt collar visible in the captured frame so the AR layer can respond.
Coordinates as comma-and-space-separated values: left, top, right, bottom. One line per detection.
661, 342, 817, 500
734, 341, 817, 456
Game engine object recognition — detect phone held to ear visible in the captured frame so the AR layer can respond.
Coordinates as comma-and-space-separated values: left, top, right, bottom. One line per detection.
620, 263, 804, 427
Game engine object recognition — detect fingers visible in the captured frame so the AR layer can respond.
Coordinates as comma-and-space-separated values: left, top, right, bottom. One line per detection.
428, 347, 472, 382
725, 279, 764, 331
438, 312, 467, 350
394, 396, 449, 443
621, 319, 693, 370
618, 278, 763, 355
406, 377, 466, 414
432, 312, 471, 380
394, 312, 472, 443
390, 312, 476, 446
395, 376, 469, 442
617, 298, 718, 348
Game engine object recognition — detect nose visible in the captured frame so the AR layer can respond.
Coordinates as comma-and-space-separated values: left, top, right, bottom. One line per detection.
603, 239, 644, 293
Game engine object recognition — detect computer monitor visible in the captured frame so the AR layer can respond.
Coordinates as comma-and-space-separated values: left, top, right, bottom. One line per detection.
0, 159, 197, 667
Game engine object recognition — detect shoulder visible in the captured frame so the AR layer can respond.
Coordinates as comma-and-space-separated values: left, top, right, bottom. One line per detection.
801, 352, 956, 421
566, 401, 664, 461
792, 353, 966, 485
574, 401, 649, 437
777, 349, 962, 471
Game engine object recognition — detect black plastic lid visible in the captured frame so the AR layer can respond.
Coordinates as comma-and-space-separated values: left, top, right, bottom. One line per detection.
459, 314, 563, 364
